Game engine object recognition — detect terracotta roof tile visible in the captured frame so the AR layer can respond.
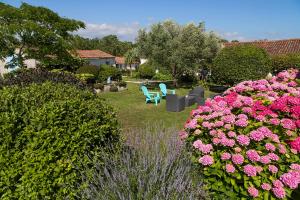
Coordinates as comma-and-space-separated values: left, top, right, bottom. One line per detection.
76, 50, 114, 58
115, 56, 125, 64
223, 39, 300, 56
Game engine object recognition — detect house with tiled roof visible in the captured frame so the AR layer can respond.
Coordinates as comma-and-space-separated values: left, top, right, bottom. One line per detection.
76, 50, 115, 66
115, 56, 139, 70
223, 39, 300, 56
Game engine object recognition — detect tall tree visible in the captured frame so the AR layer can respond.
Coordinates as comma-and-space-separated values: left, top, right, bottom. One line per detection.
0, 2, 85, 70
72, 35, 135, 56
124, 48, 139, 76
136, 20, 221, 85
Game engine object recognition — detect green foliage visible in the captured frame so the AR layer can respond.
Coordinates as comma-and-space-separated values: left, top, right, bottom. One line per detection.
0, 68, 88, 89
212, 45, 271, 85
271, 53, 300, 72
117, 81, 127, 87
72, 35, 135, 56
152, 72, 173, 81
0, 82, 120, 199
94, 83, 104, 90
75, 73, 96, 84
136, 20, 221, 81
98, 65, 122, 82
0, 2, 84, 70
76, 65, 100, 77
138, 63, 156, 79
109, 85, 118, 92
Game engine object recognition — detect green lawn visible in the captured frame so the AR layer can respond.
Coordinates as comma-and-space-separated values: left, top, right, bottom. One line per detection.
98, 82, 215, 132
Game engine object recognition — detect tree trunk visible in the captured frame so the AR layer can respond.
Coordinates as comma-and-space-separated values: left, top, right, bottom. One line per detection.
172, 65, 178, 87
130, 63, 133, 77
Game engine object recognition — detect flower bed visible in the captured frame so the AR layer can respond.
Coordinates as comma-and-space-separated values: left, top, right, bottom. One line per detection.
182, 69, 300, 199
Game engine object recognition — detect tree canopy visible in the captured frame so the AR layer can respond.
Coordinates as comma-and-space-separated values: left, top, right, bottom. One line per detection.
136, 21, 221, 81
0, 2, 85, 70
72, 35, 135, 56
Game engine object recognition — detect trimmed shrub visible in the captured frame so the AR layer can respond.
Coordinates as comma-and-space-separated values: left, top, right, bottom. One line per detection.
98, 65, 122, 82
0, 82, 121, 199
109, 85, 118, 92
80, 125, 208, 199
76, 65, 100, 77
152, 72, 173, 81
271, 53, 300, 72
94, 83, 104, 90
182, 69, 300, 199
75, 73, 96, 84
138, 63, 155, 79
212, 45, 271, 85
0, 68, 88, 89
117, 81, 127, 88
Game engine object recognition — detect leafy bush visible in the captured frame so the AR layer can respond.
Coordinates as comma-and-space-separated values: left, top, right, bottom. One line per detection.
182, 69, 300, 199
0, 82, 121, 199
75, 73, 96, 84
138, 63, 155, 79
117, 81, 127, 88
271, 54, 300, 73
80, 125, 207, 199
109, 85, 118, 92
76, 65, 100, 77
152, 72, 173, 81
0, 68, 88, 89
98, 65, 122, 82
94, 83, 104, 90
212, 45, 271, 85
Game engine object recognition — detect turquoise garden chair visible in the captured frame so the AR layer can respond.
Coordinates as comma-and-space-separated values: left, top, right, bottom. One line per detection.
141, 86, 160, 105
159, 83, 175, 98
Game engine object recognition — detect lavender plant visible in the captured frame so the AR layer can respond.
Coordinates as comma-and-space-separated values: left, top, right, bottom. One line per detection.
79, 124, 208, 200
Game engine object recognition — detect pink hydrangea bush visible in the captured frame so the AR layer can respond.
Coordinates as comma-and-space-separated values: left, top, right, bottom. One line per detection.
182, 69, 300, 199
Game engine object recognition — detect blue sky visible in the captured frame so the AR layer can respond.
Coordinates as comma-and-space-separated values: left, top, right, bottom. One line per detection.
2, 0, 300, 41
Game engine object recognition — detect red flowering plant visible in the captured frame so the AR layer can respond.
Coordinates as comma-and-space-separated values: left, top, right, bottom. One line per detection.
182, 69, 300, 199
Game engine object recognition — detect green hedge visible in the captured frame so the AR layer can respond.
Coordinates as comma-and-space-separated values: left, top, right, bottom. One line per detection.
76, 65, 100, 77
138, 63, 155, 79
98, 65, 122, 83
271, 53, 300, 72
212, 45, 271, 85
0, 82, 120, 199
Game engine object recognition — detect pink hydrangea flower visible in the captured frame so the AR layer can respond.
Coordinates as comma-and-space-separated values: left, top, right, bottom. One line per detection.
260, 155, 271, 164
212, 137, 220, 145
278, 144, 287, 154
244, 164, 257, 177
269, 118, 280, 125
227, 131, 236, 138
225, 164, 235, 173
214, 121, 224, 127
185, 119, 198, 129
221, 115, 236, 124
249, 130, 265, 141
268, 153, 279, 161
290, 164, 300, 171
246, 150, 260, 162
232, 154, 244, 165
265, 143, 276, 152
237, 135, 250, 146
248, 187, 259, 198
193, 140, 203, 148
280, 171, 300, 189
268, 165, 278, 174
281, 118, 296, 130
272, 187, 286, 199
234, 147, 242, 153
235, 118, 248, 127
289, 137, 300, 152
261, 183, 271, 191
256, 166, 263, 173
273, 180, 284, 188
179, 131, 188, 140
221, 152, 231, 160
224, 124, 232, 130
199, 155, 214, 166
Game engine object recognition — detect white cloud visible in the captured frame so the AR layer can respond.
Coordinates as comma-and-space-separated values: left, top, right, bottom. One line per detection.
75, 22, 141, 41
216, 31, 249, 42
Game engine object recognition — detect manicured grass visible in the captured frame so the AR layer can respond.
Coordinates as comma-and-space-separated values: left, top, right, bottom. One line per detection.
98, 82, 215, 132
